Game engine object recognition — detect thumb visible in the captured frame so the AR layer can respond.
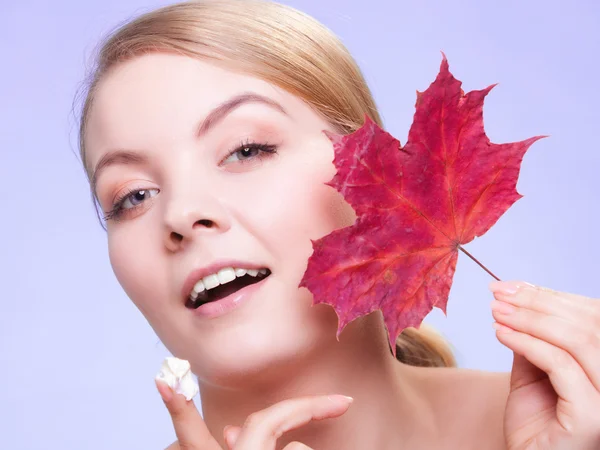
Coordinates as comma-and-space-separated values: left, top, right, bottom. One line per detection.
156, 379, 221, 450
223, 425, 241, 450
509, 352, 547, 392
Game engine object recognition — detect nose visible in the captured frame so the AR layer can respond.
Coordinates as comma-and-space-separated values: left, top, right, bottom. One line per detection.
162, 189, 232, 252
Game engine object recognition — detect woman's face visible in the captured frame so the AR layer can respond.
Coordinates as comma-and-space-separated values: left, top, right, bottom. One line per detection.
85, 53, 356, 384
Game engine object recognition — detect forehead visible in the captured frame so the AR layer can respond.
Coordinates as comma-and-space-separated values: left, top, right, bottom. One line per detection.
84, 53, 301, 167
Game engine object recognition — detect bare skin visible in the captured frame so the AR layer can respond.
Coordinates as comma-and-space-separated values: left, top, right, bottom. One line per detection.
84, 53, 600, 450
161, 366, 510, 450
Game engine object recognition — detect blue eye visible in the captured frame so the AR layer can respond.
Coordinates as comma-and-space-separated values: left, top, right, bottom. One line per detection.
103, 188, 159, 222
120, 189, 159, 209
222, 141, 278, 165
103, 141, 278, 223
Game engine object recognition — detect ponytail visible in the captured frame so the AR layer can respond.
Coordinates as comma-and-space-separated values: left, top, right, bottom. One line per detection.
395, 325, 456, 368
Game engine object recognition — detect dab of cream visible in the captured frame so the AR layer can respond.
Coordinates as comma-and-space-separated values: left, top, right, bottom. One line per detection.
155, 357, 199, 401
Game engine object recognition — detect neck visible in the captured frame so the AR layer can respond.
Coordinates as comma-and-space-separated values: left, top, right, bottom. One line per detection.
198, 315, 439, 449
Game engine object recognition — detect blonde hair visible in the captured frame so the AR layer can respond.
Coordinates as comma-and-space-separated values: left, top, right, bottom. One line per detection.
77, 0, 456, 368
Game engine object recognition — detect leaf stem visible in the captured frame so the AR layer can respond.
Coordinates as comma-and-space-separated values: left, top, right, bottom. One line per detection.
458, 245, 500, 281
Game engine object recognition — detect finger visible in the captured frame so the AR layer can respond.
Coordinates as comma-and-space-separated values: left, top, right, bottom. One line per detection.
156, 379, 220, 450
507, 352, 560, 435
492, 322, 596, 404
282, 442, 313, 450
489, 280, 592, 300
224, 425, 241, 450
227, 427, 313, 450
499, 327, 600, 444
492, 299, 600, 392
232, 395, 353, 449
489, 281, 598, 322
509, 352, 547, 393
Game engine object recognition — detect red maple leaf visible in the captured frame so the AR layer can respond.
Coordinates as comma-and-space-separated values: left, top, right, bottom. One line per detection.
299, 55, 545, 352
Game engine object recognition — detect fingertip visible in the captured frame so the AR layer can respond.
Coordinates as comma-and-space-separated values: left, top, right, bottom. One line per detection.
327, 394, 354, 407
492, 322, 514, 334
315, 395, 354, 420
341, 397, 354, 412
155, 378, 173, 403
223, 425, 241, 449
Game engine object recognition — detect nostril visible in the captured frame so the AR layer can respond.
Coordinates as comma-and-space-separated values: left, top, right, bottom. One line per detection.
168, 219, 216, 245
196, 219, 214, 228
170, 231, 184, 243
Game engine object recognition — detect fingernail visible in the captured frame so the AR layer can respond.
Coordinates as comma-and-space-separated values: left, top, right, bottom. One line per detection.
489, 280, 523, 295
155, 378, 173, 403
490, 300, 515, 314
328, 395, 354, 405
492, 322, 513, 334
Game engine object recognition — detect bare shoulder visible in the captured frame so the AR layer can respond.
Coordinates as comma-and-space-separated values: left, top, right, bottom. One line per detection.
409, 365, 511, 450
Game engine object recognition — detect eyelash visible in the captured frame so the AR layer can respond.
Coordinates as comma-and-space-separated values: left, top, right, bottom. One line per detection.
102, 140, 279, 222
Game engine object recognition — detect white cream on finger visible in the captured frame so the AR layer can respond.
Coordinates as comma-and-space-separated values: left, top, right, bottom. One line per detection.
155, 357, 199, 401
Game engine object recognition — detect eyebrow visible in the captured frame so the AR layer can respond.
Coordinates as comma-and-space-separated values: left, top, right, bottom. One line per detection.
90, 92, 288, 196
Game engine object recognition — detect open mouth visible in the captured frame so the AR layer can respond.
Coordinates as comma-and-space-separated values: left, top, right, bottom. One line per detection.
185, 268, 271, 309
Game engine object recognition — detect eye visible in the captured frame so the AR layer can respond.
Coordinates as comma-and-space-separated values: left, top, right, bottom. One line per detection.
228, 146, 258, 161
221, 141, 278, 165
103, 188, 160, 222
120, 189, 159, 209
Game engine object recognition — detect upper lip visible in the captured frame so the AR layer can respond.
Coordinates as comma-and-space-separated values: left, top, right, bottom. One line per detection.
181, 260, 269, 301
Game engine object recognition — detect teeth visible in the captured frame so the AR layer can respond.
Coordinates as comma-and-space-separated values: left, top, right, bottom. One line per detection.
189, 266, 269, 298
202, 274, 220, 290
217, 267, 236, 284
192, 280, 205, 294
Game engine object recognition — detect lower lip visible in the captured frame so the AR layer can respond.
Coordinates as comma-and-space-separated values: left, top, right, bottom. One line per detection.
190, 276, 269, 318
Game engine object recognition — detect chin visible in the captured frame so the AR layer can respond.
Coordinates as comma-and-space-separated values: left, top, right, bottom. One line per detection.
133, 271, 339, 389
170, 335, 302, 390
181, 306, 338, 389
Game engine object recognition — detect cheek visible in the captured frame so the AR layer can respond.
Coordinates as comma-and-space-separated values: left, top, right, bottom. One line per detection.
107, 225, 166, 316
258, 152, 356, 275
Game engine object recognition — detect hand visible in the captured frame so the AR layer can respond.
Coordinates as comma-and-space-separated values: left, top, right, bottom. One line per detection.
155, 380, 353, 450
490, 280, 600, 450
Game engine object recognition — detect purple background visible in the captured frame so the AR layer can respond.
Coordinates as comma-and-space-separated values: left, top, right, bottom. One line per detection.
1, 0, 598, 448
